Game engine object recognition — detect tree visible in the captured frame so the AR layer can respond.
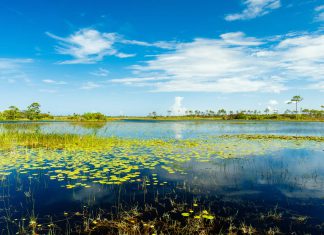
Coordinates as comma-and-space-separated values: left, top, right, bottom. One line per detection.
82, 112, 106, 121
287, 95, 303, 119
26, 102, 41, 120
217, 109, 226, 116
284, 109, 291, 114
4, 106, 20, 120
264, 108, 270, 115
151, 111, 157, 119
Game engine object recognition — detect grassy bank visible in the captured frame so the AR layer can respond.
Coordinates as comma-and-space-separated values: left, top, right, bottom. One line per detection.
121, 114, 324, 122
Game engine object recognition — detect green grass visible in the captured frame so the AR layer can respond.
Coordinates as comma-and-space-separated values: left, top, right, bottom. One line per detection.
1, 114, 323, 122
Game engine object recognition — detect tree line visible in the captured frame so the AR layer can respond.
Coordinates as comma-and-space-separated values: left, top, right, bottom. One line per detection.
1, 96, 323, 121
0, 103, 108, 121
149, 96, 324, 120
0, 103, 52, 120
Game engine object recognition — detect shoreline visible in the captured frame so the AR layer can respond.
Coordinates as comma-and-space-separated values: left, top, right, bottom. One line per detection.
0, 117, 323, 123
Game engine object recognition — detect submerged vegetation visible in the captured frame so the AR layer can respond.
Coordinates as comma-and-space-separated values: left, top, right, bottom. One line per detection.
221, 134, 324, 142
0, 122, 323, 234
0, 131, 322, 188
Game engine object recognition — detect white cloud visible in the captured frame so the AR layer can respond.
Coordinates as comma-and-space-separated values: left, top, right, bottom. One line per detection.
268, 99, 278, 106
308, 81, 324, 92
267, 99, 278, 112
90, 68, 110, 77
47, 28, 176, 64
0, 58, 32, 69
170, 97, 187, 116
314, 5, 324, 22
121, 39, 177, 49
42, 79, 67, 85
39, 89, 57, 93
316, 5, 324, 11
115, 52, 136, 58
276, 34, 324, 80
0, 58, 33, 84
112, 31, 324, 93
47, 29, 134, 64
225, 0, 281, 21
220, 32, 264, 46
80, 81, 102, 90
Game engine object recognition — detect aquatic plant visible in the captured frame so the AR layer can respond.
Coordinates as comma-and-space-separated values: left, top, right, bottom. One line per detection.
0, 130, 323, 234
0, 132, 322, 190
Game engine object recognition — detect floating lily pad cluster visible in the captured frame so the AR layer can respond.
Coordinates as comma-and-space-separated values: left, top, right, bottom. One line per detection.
0, 132, 322, 188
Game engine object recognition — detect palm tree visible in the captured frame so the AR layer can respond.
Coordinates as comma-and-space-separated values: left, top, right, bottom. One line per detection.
287, 95, 303, 119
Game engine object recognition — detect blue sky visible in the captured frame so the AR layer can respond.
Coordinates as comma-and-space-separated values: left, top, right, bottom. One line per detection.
0, 0, 323, 115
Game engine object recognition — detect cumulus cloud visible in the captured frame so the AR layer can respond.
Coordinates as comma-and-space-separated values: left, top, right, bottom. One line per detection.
170, 97, 187, 116
111, 31, 324, 93
225, 0, 281, 21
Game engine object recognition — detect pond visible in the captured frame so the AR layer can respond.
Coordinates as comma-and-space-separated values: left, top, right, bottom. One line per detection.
0, 121, 323, 234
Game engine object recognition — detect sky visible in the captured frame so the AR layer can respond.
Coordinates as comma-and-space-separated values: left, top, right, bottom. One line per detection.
0, 0, 323, 116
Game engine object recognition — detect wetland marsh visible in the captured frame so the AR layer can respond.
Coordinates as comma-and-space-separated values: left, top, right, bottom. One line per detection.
0, 121, 323, 234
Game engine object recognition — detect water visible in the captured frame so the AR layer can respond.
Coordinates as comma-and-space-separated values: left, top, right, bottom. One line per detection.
0, 120, 323, 138
0, 121, 323, 234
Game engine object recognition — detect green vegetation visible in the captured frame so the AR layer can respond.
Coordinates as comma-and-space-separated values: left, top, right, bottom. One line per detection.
0, 128, 323, 234
145, 103, 323, 121
221, 134, 324, 142
141, 112, 324, 121
0, 103, 53, 121
0, 103, 110, 121
65, 112, 109, 121
145, 96, 323, 121
1, 96, 323, 122
287, 95, 303, 119
0, 131, 322, 186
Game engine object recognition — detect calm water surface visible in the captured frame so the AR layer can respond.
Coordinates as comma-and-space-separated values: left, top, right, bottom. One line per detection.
0, 120, 323, 138
0, 121, 323, 234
